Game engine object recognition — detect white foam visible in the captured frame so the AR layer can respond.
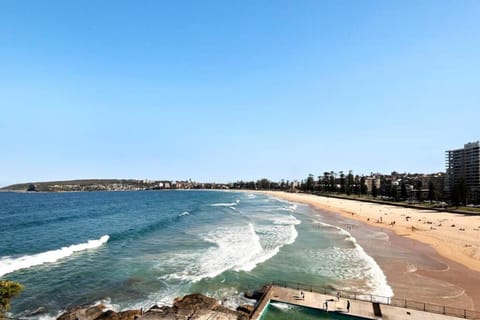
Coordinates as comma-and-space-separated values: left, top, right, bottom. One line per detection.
178, 211, 190, 217
279, 204, 299, 212
348, 236, 394, 298
268, 196, 306, 208
33, 310, 65, 320
272, 214, 301, 225
0, 235, 110, 277
126, 281, 183, 311
255, 224, 298, 251
270, 302, 292, 311
210, 202, 237, 207
159, 220, 299, 283
310, 221, 393, 297
93, 297, 120, 312
203, 286, 242, 309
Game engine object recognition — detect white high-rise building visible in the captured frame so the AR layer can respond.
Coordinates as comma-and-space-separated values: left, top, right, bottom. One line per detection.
445, 141, 480, 203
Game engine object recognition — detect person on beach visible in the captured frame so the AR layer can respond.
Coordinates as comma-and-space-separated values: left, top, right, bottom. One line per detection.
347, 300, 350, 312
336, 291, 340, 300
301, 291, 304, 300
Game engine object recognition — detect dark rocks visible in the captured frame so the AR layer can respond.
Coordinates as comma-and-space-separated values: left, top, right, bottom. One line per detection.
96, 310, 142, 320
138, 294, 248, 320
236, 305, 253, 315
57, 304, 109, 320
57, 294, 248, 320
243, 291, 262, 300
24, 307, 48, 317
57, 304, 141, 320
244, 285, 270, 300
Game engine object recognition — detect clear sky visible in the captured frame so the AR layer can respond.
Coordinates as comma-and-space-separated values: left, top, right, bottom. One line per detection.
1, 1, 479, 186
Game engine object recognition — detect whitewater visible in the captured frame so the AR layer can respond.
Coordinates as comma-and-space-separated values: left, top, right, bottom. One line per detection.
0, 190, 392, 318
0, 235, 109, 277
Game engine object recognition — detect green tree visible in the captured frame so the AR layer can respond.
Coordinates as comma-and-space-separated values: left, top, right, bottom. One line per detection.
329, 173, 335, 192
371, 184, 378, 198
0, 280, 24, 318
452, 177, 468, 206
257, 178, 271, 190
428, 181, 435, 203
400, 182, 407, 200
339, 171, 345, 193
391, 185, 399, 201
323, 172, 329, 191
306, 174, 315, 192
346, 170, 354, 195
360, 176, 367, 195
416, 181, 423, 202
316, 176, 323, 192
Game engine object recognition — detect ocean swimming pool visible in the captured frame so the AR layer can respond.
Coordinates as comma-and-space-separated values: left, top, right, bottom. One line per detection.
259, 301, 371, 320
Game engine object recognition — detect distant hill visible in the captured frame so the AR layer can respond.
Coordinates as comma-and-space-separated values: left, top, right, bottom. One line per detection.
1, 179, 152, 192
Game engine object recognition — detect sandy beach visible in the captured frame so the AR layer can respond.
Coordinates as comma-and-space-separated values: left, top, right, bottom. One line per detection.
259, 191, 480, 311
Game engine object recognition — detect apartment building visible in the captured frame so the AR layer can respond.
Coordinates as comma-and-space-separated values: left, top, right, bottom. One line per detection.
445, 141, 480, 203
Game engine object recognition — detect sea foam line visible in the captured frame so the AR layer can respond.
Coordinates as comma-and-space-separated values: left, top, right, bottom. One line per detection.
0, 235, 110, 277
161, 219, 299, 283
210, 202, 237, 207
314, 220, 393, 297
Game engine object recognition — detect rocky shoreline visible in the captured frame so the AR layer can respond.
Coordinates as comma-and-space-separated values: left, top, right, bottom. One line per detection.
57, 294, 254, 320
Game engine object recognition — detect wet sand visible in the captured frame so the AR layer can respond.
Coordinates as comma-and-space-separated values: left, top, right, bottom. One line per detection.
260, 191, 480, 311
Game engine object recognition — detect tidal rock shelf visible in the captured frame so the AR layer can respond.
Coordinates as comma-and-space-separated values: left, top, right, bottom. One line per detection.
57, 294, 249, 320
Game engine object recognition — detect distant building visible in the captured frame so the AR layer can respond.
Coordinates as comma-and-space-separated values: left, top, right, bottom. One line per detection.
365, 176, 381, 193
418, 173, 445, 200
446, 141, 480, 203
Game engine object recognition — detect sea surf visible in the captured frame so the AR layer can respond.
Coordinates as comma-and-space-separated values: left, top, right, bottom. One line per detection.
0, 190, 392, 318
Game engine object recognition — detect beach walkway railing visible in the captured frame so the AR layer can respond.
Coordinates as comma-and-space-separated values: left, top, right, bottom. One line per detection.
270, 280, 480, 319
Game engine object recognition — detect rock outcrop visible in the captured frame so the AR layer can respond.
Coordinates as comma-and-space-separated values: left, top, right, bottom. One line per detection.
138, 294, 248, 320
57, 304, 142, 320
57, 294, 248, 320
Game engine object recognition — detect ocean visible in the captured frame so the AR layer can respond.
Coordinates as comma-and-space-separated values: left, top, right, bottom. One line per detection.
0, 190, 392, 318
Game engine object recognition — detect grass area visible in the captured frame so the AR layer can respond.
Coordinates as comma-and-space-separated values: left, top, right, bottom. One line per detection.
456, 206, 480, 213
312, 192, 480, 215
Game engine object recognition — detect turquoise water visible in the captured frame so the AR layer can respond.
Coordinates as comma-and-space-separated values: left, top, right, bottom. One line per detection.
0, 191, 391, 318
260, 302, 370, 320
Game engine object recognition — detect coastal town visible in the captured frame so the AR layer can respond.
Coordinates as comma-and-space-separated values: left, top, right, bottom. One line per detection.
3, 141, 479, 207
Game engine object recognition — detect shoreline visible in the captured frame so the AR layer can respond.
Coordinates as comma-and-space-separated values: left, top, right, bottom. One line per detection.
257, 190, 480, 310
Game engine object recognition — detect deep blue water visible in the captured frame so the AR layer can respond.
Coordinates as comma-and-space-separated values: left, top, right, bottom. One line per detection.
0, 191, 391, 318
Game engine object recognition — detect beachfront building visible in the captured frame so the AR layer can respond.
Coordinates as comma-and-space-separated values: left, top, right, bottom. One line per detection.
365, 176, 381, 194
418, 172, 445, 201
445, 141, 480, 204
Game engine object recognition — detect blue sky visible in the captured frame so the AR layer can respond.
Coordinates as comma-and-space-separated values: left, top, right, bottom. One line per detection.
1, 1, 479, 186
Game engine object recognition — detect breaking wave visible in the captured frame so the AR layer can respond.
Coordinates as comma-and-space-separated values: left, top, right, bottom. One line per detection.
159, 218, 299, 283
0, 235, 110, 277
311, 221, 393, 297
211, 202, 237, 207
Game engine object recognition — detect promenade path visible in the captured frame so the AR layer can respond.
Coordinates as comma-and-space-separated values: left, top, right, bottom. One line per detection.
251, 285, 472, 320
